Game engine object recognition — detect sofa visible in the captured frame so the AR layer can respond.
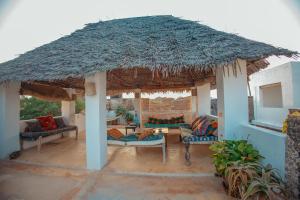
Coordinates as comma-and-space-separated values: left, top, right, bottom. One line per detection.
20, 116, 78, 152
180, 115, 218, 165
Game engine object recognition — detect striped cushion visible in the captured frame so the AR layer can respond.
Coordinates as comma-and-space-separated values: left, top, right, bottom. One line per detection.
183, 135, 217, 143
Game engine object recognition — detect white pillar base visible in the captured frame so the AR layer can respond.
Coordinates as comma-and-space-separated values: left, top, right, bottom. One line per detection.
216, 60, 249, 140
0, 82, 20, 159
85, 72, 107, 170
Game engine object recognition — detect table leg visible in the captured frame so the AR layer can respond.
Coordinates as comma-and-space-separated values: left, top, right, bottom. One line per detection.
125, 128, 128, 135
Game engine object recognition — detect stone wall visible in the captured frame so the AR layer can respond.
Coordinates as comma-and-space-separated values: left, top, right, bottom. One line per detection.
286, 109, 300, 200
141, 97, 193, 125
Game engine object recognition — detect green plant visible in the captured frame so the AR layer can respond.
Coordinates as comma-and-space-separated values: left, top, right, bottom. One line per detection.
225, 161, 262, 198
210, 140, 263, 176
75, 99, 85, 114
242, 164, 286, 200
115, 106, 133, 123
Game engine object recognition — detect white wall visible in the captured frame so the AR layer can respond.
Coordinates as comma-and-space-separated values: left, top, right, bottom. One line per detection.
236, 124, 286, 177
0, 83, 20, 158
250, 62, 300, 128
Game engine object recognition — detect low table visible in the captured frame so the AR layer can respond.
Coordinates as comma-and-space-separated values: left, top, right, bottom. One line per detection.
154, 128, 182, 147
125, 125, 137, 135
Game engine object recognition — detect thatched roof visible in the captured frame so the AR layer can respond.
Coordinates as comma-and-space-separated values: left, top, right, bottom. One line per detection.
0, 15, 297, 95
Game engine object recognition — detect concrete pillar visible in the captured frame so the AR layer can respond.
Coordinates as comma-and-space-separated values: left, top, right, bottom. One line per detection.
191, 88, 198, 117
61, 100, 75, 125
134, 91, 142, 127
196, 83, 211, 116
85, 72, 107, 170
216, 59, 249, 140
0, 82, 20, 159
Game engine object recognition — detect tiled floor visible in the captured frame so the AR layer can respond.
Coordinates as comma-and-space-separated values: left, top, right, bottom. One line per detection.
16, 130, 215, 174
0, 161, 229, 200
0, 130, 229, 199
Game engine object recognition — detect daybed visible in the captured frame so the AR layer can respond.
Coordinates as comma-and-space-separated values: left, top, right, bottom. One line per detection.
20, 116, 78, 152
180, 115, 218, 165
107, 132, 166, 163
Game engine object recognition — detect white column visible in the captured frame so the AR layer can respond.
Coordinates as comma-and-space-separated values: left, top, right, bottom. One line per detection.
191, 88, 198, 117
216, 59, 249, 140
133, 92, 142, 127
61, 100, 75, 125
85, 72, 107, 170
0, 82, 20, 159
196, 83, 211, 116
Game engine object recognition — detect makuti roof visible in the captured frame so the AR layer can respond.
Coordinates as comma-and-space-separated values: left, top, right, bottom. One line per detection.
0, 15, 297, 85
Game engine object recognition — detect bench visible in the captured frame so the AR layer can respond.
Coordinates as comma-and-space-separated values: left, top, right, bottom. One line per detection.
20, 116, 78, 152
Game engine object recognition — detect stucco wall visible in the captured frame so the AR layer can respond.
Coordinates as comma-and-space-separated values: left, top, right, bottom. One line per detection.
250, 62, 300, 128
236, 124, 286, 177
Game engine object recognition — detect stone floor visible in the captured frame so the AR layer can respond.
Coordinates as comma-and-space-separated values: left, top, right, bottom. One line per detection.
0, 161, 229, 200
0, 130, 230, 199
16, 131, 215, 174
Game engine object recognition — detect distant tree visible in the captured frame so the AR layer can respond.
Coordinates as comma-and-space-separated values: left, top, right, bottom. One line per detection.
75, 99, 85, 114
20, 97, 61, 120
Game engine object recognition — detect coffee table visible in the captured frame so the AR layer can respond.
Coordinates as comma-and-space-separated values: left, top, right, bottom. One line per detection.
154, 128, 182, 147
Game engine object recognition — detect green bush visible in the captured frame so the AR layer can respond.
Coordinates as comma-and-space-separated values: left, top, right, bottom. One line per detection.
209, 140, 263, 176
20, 97, 61, 120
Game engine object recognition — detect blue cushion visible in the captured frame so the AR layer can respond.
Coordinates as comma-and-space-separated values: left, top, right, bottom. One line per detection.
107, 133, 163, 142
183, 135, 217, 143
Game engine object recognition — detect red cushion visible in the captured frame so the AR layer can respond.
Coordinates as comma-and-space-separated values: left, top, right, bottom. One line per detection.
36, 116, 57, 130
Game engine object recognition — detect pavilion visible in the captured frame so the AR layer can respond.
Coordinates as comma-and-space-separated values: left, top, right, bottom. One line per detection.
0, 15, 297, 171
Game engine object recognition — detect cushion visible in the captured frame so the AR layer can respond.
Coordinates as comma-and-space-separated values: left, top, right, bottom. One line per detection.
36, 116, 57, 131
191, 116, 200, 128
181, 127, 193, 137
54, 118, 66, 128
107, 128, 124, 139
25, 121, 43, 132
193, 118, 210, 136
138, 129, 154, 140
192, 116, 207, 131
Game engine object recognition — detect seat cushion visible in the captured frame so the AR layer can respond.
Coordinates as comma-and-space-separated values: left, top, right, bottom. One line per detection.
26, 121, 43, 132
183, 135, 218, 143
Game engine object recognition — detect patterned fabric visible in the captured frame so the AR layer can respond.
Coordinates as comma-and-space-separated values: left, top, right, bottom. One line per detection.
54, 117, 66, 128
107, 128, 124, 139
107, 133, 163, 142
193, 118, 210, 136
26, 121, 43, 132
182, 135, 217, 143
36, 116, 57, 130
191, 116, 207, 131
191, 116, 200, 129
138, 129, 154, 140
206, 124, 217, 136
144, 123, 189, 128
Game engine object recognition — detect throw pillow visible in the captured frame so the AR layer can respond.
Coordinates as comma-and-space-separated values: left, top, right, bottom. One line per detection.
191, 116, 200, 128
107, 128, 124, 139
26, 121, 43, 132
36, 116, 57, 131
54, 118, 66, 128
192, 116, 207, 131
193, 118, 210, 136
138, 129, 154, 140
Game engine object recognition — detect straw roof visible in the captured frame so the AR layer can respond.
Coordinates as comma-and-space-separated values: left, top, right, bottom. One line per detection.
0, 15, 297, 96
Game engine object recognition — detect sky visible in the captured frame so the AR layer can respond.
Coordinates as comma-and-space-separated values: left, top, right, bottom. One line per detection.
0, 0, 299, 99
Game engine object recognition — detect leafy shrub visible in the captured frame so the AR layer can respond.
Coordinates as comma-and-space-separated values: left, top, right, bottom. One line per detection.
209, 140, 263, 176
242, 164, 285, 200
115, 106, 133, 123
20, 97, 61, 120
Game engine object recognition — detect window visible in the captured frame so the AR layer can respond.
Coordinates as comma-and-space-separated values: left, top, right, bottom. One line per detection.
260, 83, 283, 108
